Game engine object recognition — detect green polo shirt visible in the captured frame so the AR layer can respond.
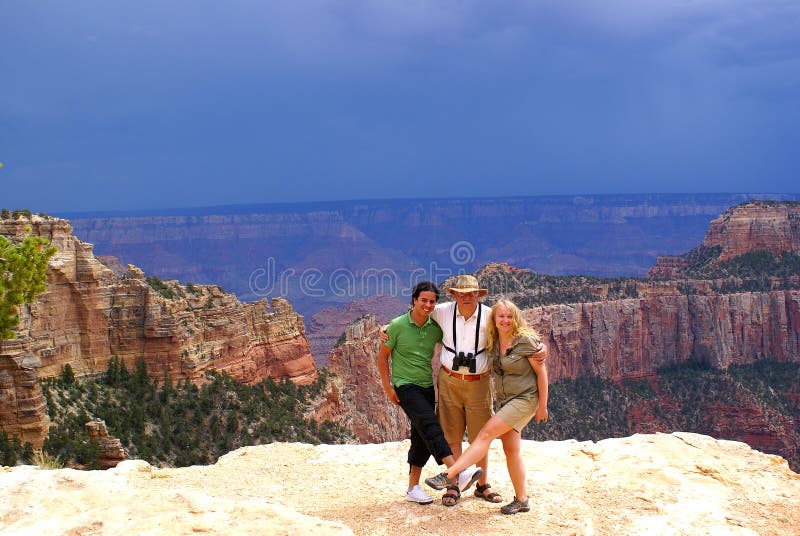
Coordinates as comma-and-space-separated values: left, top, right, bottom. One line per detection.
384, 311, 443, 388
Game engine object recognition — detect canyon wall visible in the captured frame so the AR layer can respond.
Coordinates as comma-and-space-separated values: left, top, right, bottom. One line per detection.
704, 201, 800, 261
305, 294, 407, 367
649, 201, 800, 277
326, 285, 800, 444
528, 289, 800, 383
488, 201, 800, 382
325, 201, 800, 451
0, 216, 317, 448
63, 194, 800, 323
317, 316, 410, 444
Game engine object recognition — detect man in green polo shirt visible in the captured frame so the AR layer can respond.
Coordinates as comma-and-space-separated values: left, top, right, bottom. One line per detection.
377, 281, 482, 506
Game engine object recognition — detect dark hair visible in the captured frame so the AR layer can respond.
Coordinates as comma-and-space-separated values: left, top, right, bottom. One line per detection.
411, 281, 440, 306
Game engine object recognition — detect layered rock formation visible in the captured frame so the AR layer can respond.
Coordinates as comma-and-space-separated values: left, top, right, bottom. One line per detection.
644, 255, 689, 280
325, 202, 800, 465
1, 434, 798, 535
319, 316, 409, 443
0, 353, 45, 454
649, 200, 800, 277
526, 290, 800, 383
705, 201, 800, 261
0, 216, 317, 449
84, 419, 125, 469
306, 294, 406, 367
63, 194, 800, 321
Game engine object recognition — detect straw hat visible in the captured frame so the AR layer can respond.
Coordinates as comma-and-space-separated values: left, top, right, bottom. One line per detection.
446, 274, 488, 296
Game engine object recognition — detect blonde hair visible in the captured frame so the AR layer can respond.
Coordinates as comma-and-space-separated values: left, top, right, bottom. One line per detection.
485, 299, 540, 355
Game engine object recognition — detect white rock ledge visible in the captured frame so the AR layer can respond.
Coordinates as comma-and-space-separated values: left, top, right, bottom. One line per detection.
1, 433, 798, 535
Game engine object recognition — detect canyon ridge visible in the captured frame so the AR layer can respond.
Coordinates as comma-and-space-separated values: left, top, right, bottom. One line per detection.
1, 199, 799, 473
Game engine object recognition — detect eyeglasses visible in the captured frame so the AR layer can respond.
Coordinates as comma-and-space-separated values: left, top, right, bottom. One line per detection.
455, 291, 480, 298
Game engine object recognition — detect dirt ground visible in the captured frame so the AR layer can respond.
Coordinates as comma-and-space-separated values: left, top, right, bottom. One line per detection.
2, 434, 799, 535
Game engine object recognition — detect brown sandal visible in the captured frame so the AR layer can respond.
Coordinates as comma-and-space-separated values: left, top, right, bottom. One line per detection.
474, 483, 502, 503
442, 484, 461, 507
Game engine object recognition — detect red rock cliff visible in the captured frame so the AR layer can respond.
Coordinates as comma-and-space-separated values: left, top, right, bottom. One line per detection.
320, 315, 410, 443
704, 201, 800, 261
0, 216, 317, 448
306, 295, 407, 367
526, 289, 800, 383
322, 285, 800, 445
649, 201, 800, 277
322, 202, 800, 446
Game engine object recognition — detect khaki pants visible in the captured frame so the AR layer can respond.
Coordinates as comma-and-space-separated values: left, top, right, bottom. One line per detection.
436, 368, 493, 445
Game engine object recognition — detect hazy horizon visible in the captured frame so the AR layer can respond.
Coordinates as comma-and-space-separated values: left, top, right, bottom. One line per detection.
42, 191, 800, 219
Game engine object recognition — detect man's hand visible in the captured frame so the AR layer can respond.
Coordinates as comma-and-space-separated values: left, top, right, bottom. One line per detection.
376, 344, 398, 406
531, 344, 547, 364
384, 386, 399, 406
379, 324, 389, 343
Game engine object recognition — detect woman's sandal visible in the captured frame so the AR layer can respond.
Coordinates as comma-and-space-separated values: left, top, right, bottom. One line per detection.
442, 484, 461, 507
474, 483, 503, 503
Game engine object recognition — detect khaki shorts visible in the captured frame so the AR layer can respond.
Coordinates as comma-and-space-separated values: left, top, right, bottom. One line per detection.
436, 368, 493, 444
495, 394, 539, 433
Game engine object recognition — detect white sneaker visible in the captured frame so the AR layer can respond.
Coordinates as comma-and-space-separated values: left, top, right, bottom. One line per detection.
406, 484, 433, 505
458, 466, 482, 492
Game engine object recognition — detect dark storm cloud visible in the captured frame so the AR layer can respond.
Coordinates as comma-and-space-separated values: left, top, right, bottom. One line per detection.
1, 1, 798, 212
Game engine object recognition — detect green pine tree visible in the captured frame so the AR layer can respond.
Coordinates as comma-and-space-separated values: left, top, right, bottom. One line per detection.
0, 229, 57, 339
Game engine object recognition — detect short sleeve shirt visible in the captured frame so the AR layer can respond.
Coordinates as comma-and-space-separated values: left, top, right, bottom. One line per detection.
431, 302, 490, 373
490, 334, 544, 406
385, 311, 444, 388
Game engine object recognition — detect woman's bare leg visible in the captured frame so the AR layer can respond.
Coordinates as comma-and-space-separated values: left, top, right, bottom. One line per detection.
444, 415, 513, 480
501, 429, 527, 501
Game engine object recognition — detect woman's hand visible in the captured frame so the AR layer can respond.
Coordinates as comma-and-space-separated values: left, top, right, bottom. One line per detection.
534, 405, 548, 423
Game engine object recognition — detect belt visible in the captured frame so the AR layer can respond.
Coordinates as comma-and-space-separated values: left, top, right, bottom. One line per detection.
441, 366, 490, 382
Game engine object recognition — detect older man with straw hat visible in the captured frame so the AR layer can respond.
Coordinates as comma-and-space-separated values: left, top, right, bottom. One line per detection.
425, 274, 502, 506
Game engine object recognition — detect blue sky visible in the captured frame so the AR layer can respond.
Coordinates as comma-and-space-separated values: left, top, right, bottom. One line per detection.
1, 1, 799, 213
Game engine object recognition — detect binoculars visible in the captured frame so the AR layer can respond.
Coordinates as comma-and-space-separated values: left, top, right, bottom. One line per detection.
452, 351, 477, 373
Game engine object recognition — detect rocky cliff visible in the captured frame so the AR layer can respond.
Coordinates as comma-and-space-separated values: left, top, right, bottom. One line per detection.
306, 294, 407, 367
319, 315, 410, 444
324, 202, 800, 464
1, 434, 798, 535
0, 216, 317, 449
705, 201, 800, 261
649, 200, 800, 277
62, 194, 800, 327
526, 289, 800, 383
84, 419, 125, 470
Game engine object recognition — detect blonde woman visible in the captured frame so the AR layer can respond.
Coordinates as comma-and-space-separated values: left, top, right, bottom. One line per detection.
425, 299, 548, 515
